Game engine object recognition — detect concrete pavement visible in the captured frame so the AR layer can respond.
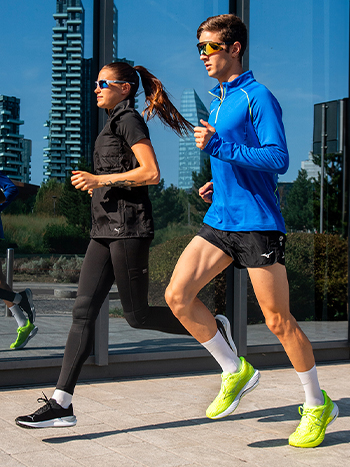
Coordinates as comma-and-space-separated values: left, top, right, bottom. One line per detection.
0, 361, 349, 467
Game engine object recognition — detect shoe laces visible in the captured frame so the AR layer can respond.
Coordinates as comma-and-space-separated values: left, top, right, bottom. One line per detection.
34, 393, 54, 415
220, 372, 239, 397
297, 405, 322, 429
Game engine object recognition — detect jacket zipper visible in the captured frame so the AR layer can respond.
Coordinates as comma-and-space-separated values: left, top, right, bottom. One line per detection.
209, 86, 226, 124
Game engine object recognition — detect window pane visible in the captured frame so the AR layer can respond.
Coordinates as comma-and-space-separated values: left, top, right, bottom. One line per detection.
247, 0, 349, 346
0, 0, 229, 362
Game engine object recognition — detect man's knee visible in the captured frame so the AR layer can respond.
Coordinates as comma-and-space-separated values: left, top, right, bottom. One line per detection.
164, 283, 190, 320
265, 311, 296, 338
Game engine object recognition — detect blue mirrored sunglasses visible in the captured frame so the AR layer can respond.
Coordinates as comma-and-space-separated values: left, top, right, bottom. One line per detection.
95, 79, 135, 89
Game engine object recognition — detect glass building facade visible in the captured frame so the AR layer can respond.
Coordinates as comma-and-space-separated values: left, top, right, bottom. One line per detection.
0, 95, 30, 182
0, 0, 349, 385
44, 0, 86, 181
178, 89, 209, 191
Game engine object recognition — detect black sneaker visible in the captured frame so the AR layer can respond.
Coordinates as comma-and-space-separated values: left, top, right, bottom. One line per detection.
15, 393, 77, 428
18, 288, 36, 324
215, 314, 237, 354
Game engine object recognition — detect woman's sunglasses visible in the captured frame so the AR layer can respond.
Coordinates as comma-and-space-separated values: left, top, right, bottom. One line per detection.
196, 41, 234, 56
95, 79, 135, 89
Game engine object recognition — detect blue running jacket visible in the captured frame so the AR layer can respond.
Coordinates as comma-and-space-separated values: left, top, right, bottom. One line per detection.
203, 70, 289, 233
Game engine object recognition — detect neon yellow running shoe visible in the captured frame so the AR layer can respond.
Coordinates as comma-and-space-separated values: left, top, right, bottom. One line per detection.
10, 319, 38, 350
206, 356, 260, 419
288, 390, 339, 448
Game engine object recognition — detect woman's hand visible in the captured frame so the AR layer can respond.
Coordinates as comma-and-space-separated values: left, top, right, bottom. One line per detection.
71, 171, 99, 191
199, 181, 213, 203
194, 119, 216, 150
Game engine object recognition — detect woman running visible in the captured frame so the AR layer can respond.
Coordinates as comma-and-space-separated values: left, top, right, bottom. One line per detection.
16, 61, 193, 428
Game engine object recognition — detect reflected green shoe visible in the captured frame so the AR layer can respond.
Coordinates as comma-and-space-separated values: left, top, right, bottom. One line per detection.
10, 320, 38, 350
206, 356, 260, 419
288, 390, 339, 448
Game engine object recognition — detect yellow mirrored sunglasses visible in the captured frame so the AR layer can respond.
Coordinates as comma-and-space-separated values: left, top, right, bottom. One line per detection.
196, 41, 234, 56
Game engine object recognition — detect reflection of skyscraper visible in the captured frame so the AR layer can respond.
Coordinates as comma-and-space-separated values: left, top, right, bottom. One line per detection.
22, 139, 32, 183
178, 89, 209, 190
301, 152, 320, 180
0, 95, 31, 182
44, 0, 85, 181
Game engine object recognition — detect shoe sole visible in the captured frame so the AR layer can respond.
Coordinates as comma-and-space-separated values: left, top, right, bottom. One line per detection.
208, 369, 260, 419
215, 314, 237, 354
16, 415, 77, 429
11, 326, 38, 350
289, 402, 339, 448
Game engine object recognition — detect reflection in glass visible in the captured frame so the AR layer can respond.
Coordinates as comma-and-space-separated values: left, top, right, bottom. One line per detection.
248, 0, 349, 345
0, 0, 230, 362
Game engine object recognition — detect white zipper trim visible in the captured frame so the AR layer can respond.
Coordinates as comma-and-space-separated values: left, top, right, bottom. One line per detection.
209, 87, 226, 124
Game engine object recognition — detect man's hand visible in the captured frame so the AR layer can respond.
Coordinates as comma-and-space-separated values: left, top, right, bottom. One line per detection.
71, 171, 99, 191
199, 181, 213, 203
194, 119, 216, 150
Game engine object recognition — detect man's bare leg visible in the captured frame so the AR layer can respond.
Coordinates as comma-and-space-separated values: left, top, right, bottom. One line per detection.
248, 263, 315, 372
166, 236, 259, 419
165, 236, 232, 342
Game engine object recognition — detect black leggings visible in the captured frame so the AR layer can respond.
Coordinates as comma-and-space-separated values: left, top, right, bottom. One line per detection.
56, 237, 189, 394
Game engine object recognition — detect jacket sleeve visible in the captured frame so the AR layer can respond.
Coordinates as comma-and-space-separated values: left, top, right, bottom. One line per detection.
204, 90, 289, 175
0, 174, 18, 212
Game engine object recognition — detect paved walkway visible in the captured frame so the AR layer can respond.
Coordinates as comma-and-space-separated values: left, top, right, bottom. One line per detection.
0, 362, 349, 466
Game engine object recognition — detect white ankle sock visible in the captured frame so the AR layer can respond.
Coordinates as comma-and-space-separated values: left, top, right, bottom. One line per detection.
12, 293, 22, 305
10, 305, 27, 328
296, 365, 324, 407
52, 389, 73, 409
202, 330, 241, 374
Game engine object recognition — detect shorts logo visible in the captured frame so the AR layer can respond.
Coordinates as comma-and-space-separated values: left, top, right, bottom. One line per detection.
261, 251, 274, 258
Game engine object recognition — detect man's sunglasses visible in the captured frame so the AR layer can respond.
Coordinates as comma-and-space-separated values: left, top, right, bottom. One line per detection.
196, 41, 234, 56
95, 79, 135, 89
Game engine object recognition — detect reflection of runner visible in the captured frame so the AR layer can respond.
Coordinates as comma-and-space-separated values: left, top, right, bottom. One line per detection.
15, 61, 192, 428
0, 172, 37, 349
165, 14, 338, 448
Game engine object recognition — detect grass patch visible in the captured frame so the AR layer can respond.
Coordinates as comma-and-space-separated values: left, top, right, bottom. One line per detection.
2, 214, 66, 254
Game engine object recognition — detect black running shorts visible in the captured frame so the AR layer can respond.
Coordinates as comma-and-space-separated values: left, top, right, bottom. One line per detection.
196, 223, 286, 269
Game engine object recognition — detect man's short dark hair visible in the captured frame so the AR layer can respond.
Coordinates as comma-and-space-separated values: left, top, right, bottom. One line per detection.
197, 14, 247, 61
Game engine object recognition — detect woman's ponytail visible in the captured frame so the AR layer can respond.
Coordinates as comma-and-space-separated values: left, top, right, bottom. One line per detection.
134, 66, 193, 137
103, 62, 193, 137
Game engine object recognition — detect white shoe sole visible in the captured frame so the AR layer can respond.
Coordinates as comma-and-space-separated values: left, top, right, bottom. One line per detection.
328, 402, 339, 426
16, 415, 77, 428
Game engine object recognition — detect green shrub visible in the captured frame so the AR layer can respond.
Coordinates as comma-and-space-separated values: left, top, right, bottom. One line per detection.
50, 255, 84, 282
247, 232, 348, 323
313, 233, 348, 320
152, 223, 199, 247
285, 233, 316, 320
149, 233, 221, 312
43, 224, 89, 254
15, 257, 56, 276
